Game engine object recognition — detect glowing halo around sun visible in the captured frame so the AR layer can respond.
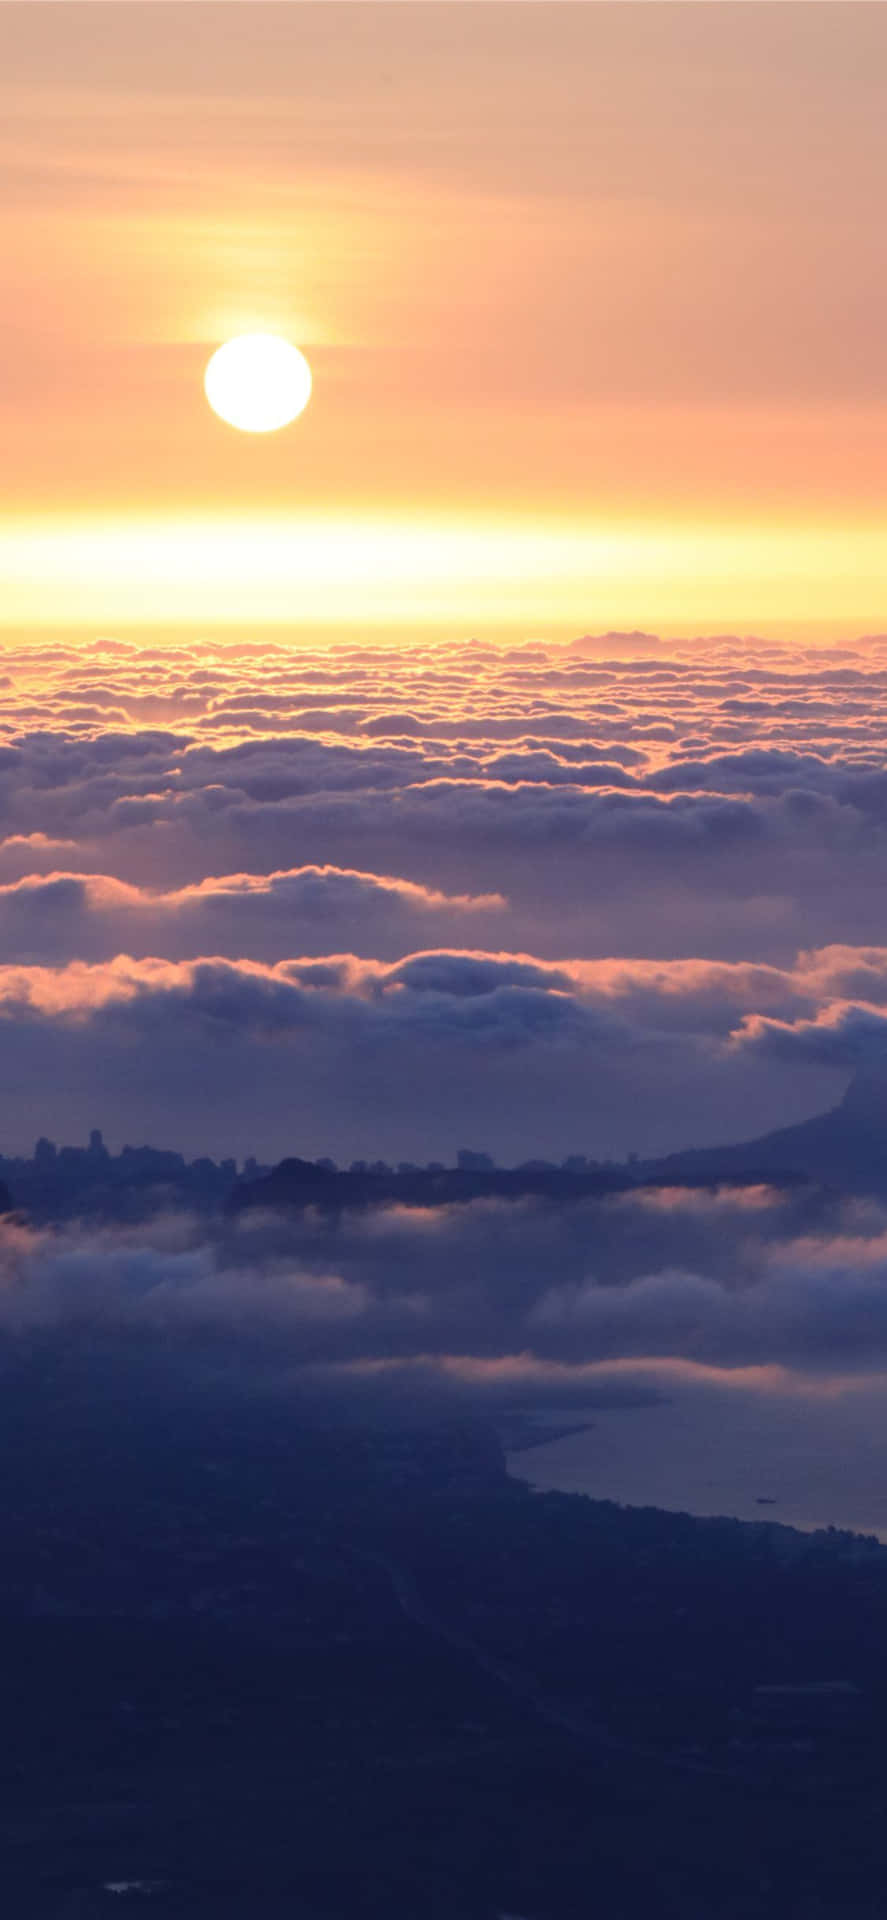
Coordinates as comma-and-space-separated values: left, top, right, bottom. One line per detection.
203, 333, 313, 433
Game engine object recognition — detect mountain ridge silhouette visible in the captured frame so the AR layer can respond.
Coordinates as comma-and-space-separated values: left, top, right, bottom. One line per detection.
647, 1072, 887, 1193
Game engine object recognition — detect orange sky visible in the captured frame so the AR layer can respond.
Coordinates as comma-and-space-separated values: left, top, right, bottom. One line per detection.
2, 2, 887, 634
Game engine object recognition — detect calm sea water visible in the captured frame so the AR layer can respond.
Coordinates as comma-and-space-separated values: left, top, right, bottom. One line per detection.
506, 1392, 887, 1542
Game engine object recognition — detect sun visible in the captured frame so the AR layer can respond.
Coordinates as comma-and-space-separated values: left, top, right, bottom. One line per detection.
204, 333, 312, 433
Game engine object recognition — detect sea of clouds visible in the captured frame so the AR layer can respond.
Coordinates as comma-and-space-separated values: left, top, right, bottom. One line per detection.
6, 627, 887, 1160
5, 625, 887, 1519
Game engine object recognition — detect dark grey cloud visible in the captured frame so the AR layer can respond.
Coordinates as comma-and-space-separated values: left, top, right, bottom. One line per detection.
0, 866, 505, 965
2, 1177, 887, 1384
0, 946, 855, 1162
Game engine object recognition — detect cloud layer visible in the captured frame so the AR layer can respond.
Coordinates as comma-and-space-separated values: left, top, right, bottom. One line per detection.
6, 630, 887, 1156
5, 626, 887, 1525
5, 1182, 887, 1534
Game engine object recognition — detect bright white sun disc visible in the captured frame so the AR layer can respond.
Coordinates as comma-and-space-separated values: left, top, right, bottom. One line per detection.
204, 333, 312, 433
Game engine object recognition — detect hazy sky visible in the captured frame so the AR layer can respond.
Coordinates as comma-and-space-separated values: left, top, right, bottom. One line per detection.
3, 2, 887, 633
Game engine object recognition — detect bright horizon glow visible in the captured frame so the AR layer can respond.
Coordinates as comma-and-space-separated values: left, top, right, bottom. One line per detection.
2, 8, 887, 635
2, 514, 887, 629
204, 334, 312, 433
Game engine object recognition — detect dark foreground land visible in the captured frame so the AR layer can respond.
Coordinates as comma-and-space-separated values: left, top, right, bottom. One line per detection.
1, 1365, 887, 1920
